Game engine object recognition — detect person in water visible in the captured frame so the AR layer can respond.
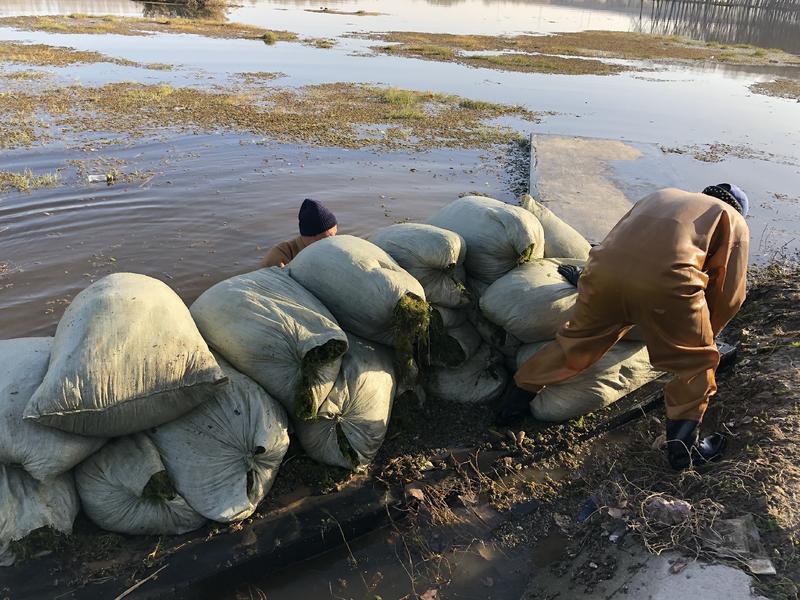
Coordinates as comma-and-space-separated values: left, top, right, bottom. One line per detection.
260, 198, 338, 268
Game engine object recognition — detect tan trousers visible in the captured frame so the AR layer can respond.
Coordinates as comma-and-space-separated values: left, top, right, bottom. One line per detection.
514, 266, 741, 422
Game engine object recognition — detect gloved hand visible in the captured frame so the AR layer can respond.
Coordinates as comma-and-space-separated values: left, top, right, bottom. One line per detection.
495, 384, 534, 426
665, 419, 726, 470
557, 264, 583, 287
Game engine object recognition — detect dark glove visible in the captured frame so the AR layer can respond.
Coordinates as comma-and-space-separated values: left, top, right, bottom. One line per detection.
495, 384, 534, 426
666, 419, 726, 470
557, 264, 583, 287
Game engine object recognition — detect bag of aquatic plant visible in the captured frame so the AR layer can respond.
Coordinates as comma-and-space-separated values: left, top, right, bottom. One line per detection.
288, 235, 429, 357
480, 259, 585, 343
428, 196, 545, 284
25, 273, 226, 437
516, 342, 661, 422
432, 304, 468, 329
466, 277, 490, 300
293, 335, 395, 470
370, 223, 470, 308
519, 194, 591, 260
425, 311, 482, 368
191, 267, 348, 420
0, 338, 105, 481
467, 305, 521, 358
0, 466, 79, 567
425, 345, 508, 405
149, 356, 290, 522
75, 434, 206, 536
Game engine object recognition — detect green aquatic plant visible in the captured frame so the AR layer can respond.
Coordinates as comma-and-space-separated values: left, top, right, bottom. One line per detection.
295, 339, 349, 420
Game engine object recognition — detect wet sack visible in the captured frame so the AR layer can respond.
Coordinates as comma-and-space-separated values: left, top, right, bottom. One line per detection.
428, 196, 545, 284
149, 356, 290, 522
480, 258, 585, 343
370, 223, 469, 308
288, 235, 429, 356
519, 194, 591, 260
294, 335, 396, 470
75, 434, 206, 536
517, 341, 661, 421
0, 467, 79, 567
191, 267, 348, 420
25, 273, 226, 437
0, 338, 105, 481
425, 345, 509, 405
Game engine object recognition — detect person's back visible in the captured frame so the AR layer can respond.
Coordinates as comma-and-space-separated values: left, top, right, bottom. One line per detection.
587, 188, 749, 295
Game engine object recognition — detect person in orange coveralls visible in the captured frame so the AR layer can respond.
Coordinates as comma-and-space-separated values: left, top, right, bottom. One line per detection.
498, 184, 750, 470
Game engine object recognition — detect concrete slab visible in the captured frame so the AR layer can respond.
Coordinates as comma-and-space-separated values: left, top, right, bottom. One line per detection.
529, 135, 645, 244
522, 537, 767, 600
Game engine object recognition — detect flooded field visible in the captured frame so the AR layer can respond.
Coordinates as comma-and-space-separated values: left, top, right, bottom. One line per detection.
0, 3, 798, 594
1, 0, 799, 341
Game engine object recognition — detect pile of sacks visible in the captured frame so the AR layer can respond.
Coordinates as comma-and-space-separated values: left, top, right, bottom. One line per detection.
0, 194, 661, 565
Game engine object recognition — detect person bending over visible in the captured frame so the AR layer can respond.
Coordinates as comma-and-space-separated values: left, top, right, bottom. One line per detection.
498, 184, 750, 470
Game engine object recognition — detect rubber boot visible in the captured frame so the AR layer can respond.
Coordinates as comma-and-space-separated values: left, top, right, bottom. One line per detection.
495, 384, 534, 426
666, 419, 727, 470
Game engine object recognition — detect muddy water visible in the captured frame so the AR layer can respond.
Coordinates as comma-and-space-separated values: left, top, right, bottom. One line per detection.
1, 135, 511, 338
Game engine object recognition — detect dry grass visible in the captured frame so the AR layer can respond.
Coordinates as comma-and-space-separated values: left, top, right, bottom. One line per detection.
0, 41, 138, 67
750, 78, 800, 101
372, 30, 800, 69
0, 169, 60, 193
303, 38, 337, 49
0, 41, 178, 71
1, 69, 50, 80
463, 52, 624, 75
0, 14, 296, 42
236, 71, 285, 84
0, 82, 538, 151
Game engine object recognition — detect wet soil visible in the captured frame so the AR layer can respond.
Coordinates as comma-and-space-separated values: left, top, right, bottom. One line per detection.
380, 43, 626, 75
0, 13, 296, 41
750, 78, 800, 101
0, 40, 161, 67
371, 30, 800, 72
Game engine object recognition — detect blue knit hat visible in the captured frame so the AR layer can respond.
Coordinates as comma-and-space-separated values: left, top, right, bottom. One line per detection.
703, 183, 749, 217
298, 198, 337, 236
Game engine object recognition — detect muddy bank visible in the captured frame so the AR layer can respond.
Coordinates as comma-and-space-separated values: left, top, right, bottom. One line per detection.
0, 40, 167, 68
518, 261, 800, 600
0, 13, 295, 41
371, 30, 800, 74
380, 42, 626, 75
750, 78, 800, 101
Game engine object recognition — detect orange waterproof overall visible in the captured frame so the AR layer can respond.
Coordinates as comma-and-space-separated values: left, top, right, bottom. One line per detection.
515, 188, 749, 422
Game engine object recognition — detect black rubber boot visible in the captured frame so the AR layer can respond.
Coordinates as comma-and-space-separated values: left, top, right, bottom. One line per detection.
495, 384, 534, 426
666, 419, 727, 470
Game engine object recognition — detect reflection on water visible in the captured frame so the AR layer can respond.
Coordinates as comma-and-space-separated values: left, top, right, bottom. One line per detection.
639, 0, 800, 53
140, 1, 227, 19
1, 0, 798, 53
